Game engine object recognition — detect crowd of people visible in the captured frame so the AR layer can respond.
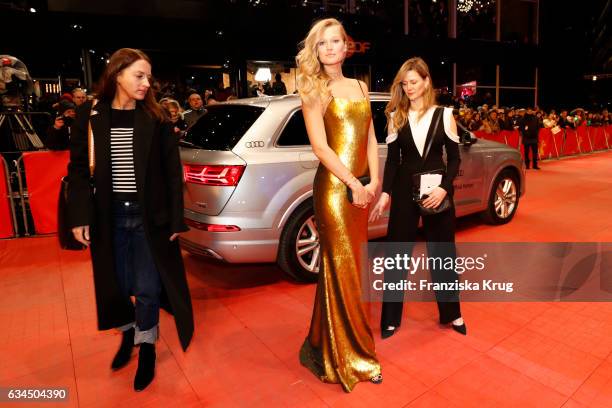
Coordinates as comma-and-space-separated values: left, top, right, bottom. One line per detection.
453, 104, 611, 135
35, 79, 610, 154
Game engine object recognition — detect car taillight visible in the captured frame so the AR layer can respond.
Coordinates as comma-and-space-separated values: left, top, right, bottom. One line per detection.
183, 164, 245, 186
184, 218, 241, 232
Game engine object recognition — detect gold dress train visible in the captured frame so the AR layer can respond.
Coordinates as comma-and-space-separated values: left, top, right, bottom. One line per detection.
299, 97, 381, 392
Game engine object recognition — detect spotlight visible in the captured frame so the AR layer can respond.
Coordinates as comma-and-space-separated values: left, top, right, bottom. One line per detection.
254, 68, 272, 82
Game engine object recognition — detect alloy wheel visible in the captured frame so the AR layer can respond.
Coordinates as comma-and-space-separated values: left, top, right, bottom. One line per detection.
494, 178, 517, 219
295, 215, 320, 274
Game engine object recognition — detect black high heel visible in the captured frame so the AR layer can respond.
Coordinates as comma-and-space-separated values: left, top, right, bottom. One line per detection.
381, 326, 397, 339
451, 322, 467, 336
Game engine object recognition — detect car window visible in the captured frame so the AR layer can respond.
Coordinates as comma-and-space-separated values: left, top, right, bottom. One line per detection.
371, 101, 388, 143
277, 109, 310, 146
276, 100, 389, 147
181, 105, 265, 151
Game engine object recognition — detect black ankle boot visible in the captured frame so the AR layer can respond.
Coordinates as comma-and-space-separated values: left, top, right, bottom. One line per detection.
111, 327, 134, 370
134, 343, 156, 391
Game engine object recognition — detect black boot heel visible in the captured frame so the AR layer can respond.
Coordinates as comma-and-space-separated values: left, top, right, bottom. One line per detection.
111, 327, 134, 371
134, 343, 156, 391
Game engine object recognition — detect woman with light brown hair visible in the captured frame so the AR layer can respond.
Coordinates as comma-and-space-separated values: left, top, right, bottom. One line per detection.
296, 17, 382, 392
370, 57, 466, 339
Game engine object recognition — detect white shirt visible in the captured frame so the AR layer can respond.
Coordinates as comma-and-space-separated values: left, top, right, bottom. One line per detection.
386, 106, 459, 155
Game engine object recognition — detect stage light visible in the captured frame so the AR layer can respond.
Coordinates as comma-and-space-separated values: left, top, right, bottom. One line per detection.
29, 7, 36, 12
254, 68, 272, 82
592, 75, 597, 81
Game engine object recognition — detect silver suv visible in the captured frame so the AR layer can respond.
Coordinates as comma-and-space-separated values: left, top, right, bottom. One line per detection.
179, 93, 525, 282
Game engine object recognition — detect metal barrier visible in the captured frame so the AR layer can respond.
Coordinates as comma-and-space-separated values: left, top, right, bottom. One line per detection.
12, 155, 30, 236
0, 155, 17, 238
0, 111, 51, 151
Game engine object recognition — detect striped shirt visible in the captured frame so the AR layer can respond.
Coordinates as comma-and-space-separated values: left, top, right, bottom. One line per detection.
110, 109, 137, 196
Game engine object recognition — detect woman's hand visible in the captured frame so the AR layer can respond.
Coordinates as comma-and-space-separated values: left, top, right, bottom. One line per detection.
349, 180, 369, 209
170, 233, 180, 241
363, 180, 378, 204
72, 225, 90, 246
369, 192, 390, 222
421, 186, 447, 209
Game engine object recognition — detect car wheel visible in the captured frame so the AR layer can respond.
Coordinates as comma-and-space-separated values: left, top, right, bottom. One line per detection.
278, 199, 320, 283
482, 169, 519, 225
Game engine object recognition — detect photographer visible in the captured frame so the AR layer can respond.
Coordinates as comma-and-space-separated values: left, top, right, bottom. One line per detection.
45, 100, 76, 150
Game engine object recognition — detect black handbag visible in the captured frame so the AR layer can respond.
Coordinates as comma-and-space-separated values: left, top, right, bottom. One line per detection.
413, 170, 452, 216
347, 176, 371, 203
413, 107, 452, 216
57, 108, 96, 250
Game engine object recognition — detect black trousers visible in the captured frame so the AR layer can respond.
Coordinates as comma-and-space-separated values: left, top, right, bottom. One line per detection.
381, 194, 461, 329
523, 143, 539, 167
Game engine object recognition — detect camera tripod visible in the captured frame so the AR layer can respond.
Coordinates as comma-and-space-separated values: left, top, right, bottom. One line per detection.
0, 111, 45, 150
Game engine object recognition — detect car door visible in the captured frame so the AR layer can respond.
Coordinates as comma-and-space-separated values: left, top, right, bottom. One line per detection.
454, 136, 486, 215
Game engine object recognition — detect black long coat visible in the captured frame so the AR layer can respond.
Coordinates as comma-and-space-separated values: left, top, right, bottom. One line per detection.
67, 100, 193, 351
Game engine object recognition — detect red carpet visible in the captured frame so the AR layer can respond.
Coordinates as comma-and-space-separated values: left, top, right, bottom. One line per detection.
1, 151, 611, 407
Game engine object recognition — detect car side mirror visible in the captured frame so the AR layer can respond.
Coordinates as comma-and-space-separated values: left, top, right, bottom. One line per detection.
459, 127, 476, 145
456, 122, 478, 146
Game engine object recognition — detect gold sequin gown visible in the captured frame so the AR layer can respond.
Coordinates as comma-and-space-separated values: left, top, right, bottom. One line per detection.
299, 97, 381, 392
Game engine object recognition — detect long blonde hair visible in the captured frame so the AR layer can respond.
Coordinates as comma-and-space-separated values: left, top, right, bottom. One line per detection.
385, 57, 436, 133
296, 18, 348, 105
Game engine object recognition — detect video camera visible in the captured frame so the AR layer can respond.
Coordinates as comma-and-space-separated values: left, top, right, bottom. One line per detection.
0, 55, 33, 111
0, 55, 45, 152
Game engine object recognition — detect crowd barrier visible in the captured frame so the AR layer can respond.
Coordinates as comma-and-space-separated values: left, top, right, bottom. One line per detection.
0, 155, 17, 238
1, 125, 612, 239
21, 151, 70, 234
474, 125, 612, 161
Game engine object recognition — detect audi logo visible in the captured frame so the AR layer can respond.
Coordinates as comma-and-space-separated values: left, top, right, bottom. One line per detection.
245, 141, 264, 148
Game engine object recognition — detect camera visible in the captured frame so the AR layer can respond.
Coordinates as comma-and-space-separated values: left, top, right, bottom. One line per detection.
56, 115, 74, 127
0, 55, 33, 111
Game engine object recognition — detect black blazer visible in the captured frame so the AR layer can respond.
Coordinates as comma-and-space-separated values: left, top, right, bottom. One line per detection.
382, 107, 461, 196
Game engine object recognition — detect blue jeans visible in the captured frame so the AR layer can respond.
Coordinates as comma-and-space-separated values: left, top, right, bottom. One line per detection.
112, 200, 161, 344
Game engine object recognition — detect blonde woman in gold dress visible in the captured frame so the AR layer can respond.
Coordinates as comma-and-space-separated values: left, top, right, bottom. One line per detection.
296, 18, 383, 392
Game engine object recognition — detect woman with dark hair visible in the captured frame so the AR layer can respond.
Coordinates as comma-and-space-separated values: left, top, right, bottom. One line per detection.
67, 48, 194, 391
370, 57, 466, 339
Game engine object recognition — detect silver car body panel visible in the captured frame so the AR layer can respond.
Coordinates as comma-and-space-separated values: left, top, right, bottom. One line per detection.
180, 94, 526, 263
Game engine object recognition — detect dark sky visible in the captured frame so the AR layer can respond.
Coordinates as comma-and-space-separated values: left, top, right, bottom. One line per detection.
2, 0, 610, 108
